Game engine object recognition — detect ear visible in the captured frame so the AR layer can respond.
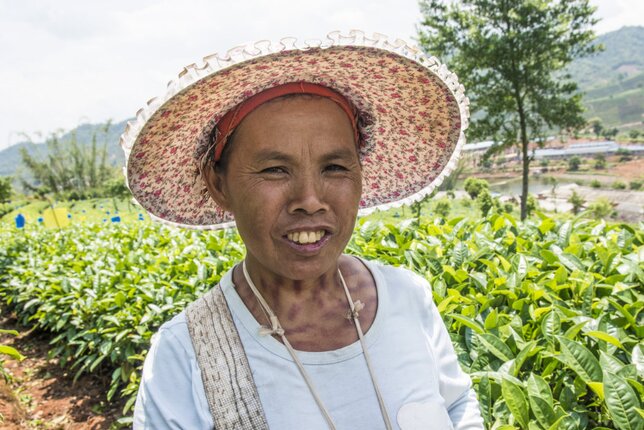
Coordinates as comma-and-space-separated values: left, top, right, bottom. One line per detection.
202, 166, 232, 213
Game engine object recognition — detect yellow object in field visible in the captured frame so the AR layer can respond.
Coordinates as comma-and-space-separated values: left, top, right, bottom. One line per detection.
42, 207, 70, 228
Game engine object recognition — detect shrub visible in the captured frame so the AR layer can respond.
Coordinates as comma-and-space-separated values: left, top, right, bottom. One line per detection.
476, 190, 497, 216
526, 194, 538, 216
611, 181, 627, 190
433, 198, 451, 218
0, 330, 24, 382
593, 154, 606, 170
464, 178, 489, 199
590, 179, 602, 189
567, 191, 585, 214
629, 180, 642, 191
1, 216, 642, 428
567, 156, 582, 171
587, 198, 615, 218
616, 148, 632, 162
0, 177, 12, 203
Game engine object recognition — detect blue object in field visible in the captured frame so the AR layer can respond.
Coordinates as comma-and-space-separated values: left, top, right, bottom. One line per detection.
103, 218, 107, 222
15, 214, 25, 228
111, 216, 121, 223
138, 213, 145, 221
106, 211, 110, 215
67, 213, 72, 219
37, 217, 43, 223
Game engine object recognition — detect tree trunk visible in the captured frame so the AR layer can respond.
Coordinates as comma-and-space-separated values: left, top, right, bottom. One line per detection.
519, 109, 530, 220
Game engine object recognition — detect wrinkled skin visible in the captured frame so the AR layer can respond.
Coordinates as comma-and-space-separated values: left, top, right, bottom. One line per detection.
204, 95, 377, 351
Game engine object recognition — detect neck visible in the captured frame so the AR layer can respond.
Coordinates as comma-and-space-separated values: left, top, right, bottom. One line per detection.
234, 255, 348, 322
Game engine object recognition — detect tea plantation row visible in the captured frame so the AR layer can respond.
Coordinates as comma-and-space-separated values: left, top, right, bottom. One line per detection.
0, 213, 642, 429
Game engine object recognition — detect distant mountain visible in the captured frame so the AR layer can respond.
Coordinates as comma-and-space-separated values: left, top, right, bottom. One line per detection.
0, 120, 129, 179
568, 26, 643, 91
568, 26, 644, 127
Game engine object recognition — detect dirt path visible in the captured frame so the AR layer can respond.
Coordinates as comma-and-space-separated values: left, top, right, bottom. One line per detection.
0, 316, 126, 430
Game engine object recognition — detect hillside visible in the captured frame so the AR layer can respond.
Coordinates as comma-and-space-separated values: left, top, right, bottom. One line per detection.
568, 26, 643, 91
568, 26, 644, 127
0, 120, 129, 178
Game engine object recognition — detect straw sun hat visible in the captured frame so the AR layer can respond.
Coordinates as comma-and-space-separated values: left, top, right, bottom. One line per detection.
121, 30, 469, 230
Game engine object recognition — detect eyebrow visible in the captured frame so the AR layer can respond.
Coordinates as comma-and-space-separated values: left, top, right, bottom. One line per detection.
253, 147, 358, 163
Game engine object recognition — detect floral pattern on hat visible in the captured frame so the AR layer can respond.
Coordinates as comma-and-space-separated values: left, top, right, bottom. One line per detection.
123, 35, 468, 229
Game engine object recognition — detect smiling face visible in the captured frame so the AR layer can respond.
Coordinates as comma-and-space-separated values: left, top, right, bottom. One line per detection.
205, 95, 362, 282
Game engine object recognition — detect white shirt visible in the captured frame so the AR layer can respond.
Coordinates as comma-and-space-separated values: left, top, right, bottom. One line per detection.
134, 259, 484, 429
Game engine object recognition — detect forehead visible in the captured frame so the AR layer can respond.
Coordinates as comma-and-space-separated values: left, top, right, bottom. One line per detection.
230, 95, 357, 158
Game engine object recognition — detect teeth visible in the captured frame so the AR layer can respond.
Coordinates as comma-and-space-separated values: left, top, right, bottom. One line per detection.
287, 230, 325, 244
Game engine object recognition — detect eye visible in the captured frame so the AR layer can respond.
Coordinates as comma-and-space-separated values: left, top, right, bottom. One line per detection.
324, 164, 348, 172
260, 166, 287, 174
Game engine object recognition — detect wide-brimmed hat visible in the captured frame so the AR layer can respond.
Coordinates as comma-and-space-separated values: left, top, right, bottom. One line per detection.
121, 30, 469, 230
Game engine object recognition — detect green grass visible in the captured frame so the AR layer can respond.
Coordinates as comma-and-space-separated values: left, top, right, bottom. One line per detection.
0, 197, 148, 226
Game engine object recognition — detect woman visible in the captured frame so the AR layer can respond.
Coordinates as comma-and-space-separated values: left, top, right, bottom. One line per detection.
123, 31, 483, 429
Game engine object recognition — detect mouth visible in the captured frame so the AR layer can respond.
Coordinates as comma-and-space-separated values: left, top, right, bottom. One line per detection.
286, 230, 326, 245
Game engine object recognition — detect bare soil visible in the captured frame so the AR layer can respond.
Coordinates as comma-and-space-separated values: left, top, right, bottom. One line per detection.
0, 316, 126, 430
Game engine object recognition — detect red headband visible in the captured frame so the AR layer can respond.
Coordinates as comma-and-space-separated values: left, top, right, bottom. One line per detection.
213, 82, 360, 162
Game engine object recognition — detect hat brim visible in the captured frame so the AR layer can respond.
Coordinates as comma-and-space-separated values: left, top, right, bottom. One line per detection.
121, 31, 469, 230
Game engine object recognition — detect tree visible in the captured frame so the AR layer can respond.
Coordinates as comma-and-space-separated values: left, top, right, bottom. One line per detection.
590, 118, 603, 138
20, 122, 115, 197
602, 127, 619, 140
463, 177, 489, 199
568, 191, 585, 214
567, 156, 582, 171
419, 0, 600, 220
0, 176, 12, 203
593, 154, 606, 169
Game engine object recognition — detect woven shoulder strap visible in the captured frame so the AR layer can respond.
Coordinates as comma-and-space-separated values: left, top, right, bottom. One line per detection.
185, 284, 269, 430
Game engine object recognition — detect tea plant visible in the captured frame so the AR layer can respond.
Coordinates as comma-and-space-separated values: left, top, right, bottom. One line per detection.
0, 212, 642, 429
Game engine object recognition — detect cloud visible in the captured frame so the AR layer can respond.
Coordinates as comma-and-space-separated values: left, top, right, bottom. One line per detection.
0, 0, 637, 150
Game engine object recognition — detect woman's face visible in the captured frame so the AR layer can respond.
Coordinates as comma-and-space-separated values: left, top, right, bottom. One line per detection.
206, 95, 362, 282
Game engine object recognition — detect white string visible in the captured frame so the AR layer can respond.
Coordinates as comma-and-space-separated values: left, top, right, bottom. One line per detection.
338, 269, 393, 430
242, 261, 336, 429
241, 260, 393, 430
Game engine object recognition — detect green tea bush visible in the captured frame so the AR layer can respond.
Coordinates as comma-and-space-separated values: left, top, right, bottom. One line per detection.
0, 329, 24, 382
1, 214, 643, 428
612, 181, 627, 190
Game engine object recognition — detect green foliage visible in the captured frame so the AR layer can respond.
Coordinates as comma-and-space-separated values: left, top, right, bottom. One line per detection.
617, 148, 633, 162
19, 123, 116, 197
0, 177, 12, 203
1, 214, 642, 427
568, 156, 582, 171
433, 198, 452, 219
418, 0, 600, 220
587, 198, 616, 219
630, 180, 643, 191
591, 179, 602, 189
590, 119, 604, 138
464, 178, 490, 200
594, 154, 607, 170
476, 190, 497, 217
568, 191, 586, 215
0, 329, 24, 382
526, 194, 538, 217
612, 181, 627, 190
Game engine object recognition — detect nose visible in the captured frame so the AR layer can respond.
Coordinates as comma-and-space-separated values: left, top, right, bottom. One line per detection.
287, 171, 328, 215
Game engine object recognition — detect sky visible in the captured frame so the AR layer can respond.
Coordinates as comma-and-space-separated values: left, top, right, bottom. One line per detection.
1, 0, 642, 150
